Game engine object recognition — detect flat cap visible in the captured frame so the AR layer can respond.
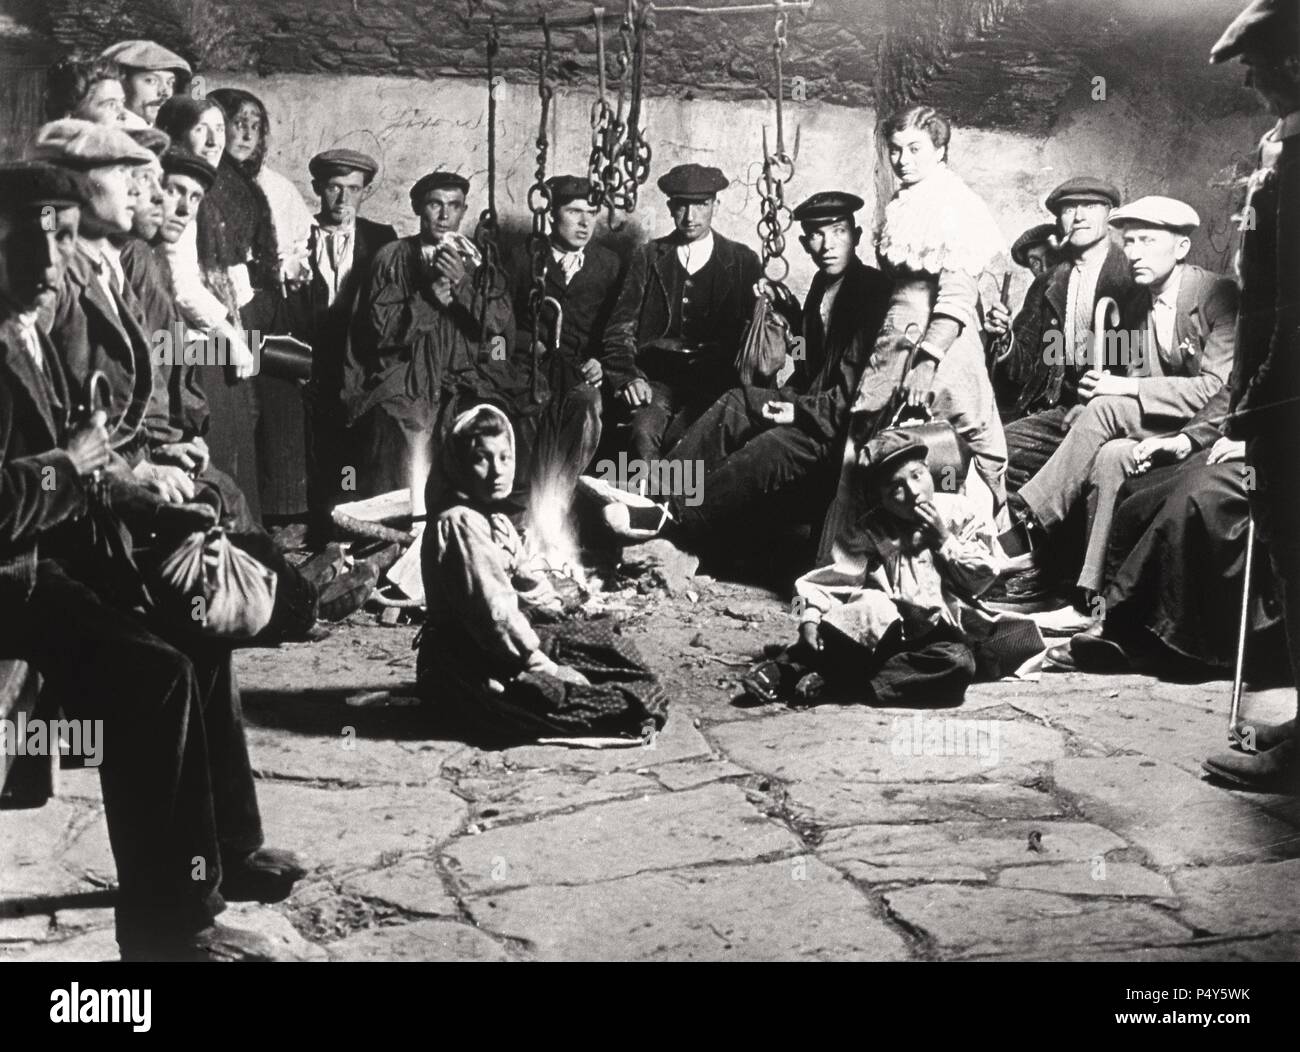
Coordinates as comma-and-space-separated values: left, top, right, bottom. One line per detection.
161, 147, 217, 191
862, 429, 929, 490
309, 148, 379, 182
100, 39, 192, 75
27, 119, 155, 169
1211, 0, 1298, 63
1010, 222, 1058, 266
657, 163, 728, 200
1045, 176, 1121, 213
1109, 195, 1200, 233
546, 174, 594, 207
125, 125, 170, 156
409, 170, 469, 207
792, 190, 864, 225
0, 161, 85, 212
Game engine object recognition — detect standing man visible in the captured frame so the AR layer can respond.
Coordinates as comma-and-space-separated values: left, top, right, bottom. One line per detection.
294, 148, 397, 537
345, 170, 521, 502
1203, 0, 1300, 792
511, 174, 621, 490
594, 191, 891, 550
1000, 197, 1237, 600
99, 40, 191, 127
987, 178, 1134, 490
603, 163, 762, 462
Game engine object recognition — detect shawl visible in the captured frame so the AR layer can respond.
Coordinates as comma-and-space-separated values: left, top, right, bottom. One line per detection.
197, 154, 280, 289
875, 164, 1008, 279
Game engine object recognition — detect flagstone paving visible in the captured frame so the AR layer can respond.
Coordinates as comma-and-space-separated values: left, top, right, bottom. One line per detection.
3, 576, 1298, 961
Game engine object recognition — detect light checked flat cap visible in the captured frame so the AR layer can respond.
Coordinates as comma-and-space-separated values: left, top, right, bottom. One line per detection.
1109, 195, 1200, 233
100, 39, 192, 75
1211, 0, 1299, 63
27, 119, 155, 168
309, 148, 380, 183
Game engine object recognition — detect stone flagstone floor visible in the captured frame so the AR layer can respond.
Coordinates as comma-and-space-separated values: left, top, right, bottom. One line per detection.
3, 573, 1299, 961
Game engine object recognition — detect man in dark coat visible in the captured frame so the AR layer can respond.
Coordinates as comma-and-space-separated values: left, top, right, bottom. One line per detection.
291, 148, 397, 536
0, 161, 300, 961
594, 191, 891, 549
603, 163, 763, 461
509, 175, 621, 491
986, 177, 1135, 492
1202, 0, 1300, 792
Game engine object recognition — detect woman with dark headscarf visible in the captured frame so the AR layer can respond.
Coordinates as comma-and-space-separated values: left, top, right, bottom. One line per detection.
209, 87, 315, 522
156, 93, 268, 520
417, 405, 668, 742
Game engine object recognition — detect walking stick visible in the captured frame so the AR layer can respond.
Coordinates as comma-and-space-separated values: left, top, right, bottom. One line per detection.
1229, 515, 1256, 745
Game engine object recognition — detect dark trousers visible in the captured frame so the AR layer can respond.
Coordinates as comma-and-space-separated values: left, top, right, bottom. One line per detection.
665, 385, 832, 540
628, 353, 735, 462
3, 560, 263, 944
778, 619, 976, 706
1003, 404, 1071, 495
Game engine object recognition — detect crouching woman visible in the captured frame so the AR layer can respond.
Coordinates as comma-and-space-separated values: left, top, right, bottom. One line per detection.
745, 431, 1042, 707
417, 405, 668, 741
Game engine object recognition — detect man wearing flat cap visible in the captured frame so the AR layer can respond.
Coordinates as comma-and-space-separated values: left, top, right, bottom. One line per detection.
603, 162, 762, 462
1010, 222, 1060, 279
1202, 0, 1300, 792
346, 169, 522, 502
988, 176, 1136, 497
509, 174, 621, 492
596, 190, 892, 551
293, 148, 397, 535
1004, 196, 1238, 608
0, 162, 302, 961
100, 39, 191, 127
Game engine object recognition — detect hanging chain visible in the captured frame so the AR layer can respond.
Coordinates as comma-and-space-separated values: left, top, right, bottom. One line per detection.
525, 15, 557, 404
616, 0, 653, 212
755, 7, 796, 283
587, 6, 618, 208
474, 15, 506, 347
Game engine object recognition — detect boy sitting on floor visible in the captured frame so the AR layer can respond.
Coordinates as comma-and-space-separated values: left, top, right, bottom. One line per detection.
744, 430, 1034, 707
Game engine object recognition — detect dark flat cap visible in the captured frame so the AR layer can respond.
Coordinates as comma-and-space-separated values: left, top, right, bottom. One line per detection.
1045, 176, 1121, 213
792, 190, 864, 225
28, 119, 155, 169
100, 39, 191, 75
309, 148, 379, 183
161, 147, 217, 191
546, 174, 593, 208
862, 429, 929, 490
0, 161, 85, 212
410, 170, 469, 208
657, 163, 728, 200
1211, 0, 1298, 63
1011, 222, 1058, 266
125, 126, 170, 157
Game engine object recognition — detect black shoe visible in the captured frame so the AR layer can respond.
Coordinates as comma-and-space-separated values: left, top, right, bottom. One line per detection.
221, 847, 307, 904
1202, 739, 1299, 794
1232, 718, 1297, 753
1044, 644, 1077, 671
793, 672, 824, 704
119, 921, 283, 962
739, 660, 784, 704
1069, 621, 1131, 672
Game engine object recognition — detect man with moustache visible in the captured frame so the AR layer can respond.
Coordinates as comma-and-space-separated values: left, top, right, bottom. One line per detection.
595, 191, 891, 550
293, 149, 397, 538
603, 164, 762, 462
0, 161, 301, 961
99, 39, 191, 128
1001, 197, 1237, 607
987, 178, 1134, 492
1201, 0, 1300, 792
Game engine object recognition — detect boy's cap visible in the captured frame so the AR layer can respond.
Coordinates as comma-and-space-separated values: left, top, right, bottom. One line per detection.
161, 147, 217, 190
863, 429, 929, 488
1011, 222, 1057, 266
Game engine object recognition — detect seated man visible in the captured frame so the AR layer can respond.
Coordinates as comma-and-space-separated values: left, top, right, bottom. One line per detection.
603, 163, 762, 462
344, 170, 525, 502
986, 177, 1134, 486
1010, 221, 1062, 280
509, 174, 620, 491
1002, 196, 1238, 598
0, 161, 300, 961
740, 431, 1007, 708
592, 191, 891, 550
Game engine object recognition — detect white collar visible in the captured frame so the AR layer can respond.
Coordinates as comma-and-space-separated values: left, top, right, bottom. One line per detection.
1151, 265, 1183, 309
677, 230, 715, 265
315, 217, 355, 235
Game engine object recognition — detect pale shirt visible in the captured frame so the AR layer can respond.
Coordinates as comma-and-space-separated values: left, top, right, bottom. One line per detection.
676, 230, 714, 275
819, 274, 843, 333
164, 220, 235, 330
257, 166, 314, 280
1063, 248, 1106, 364
311, 219, 356, 306
84, 240, 124, 322
551, 244, 585, 284
1147, 264, 1184, 365
12, 311, 44, 370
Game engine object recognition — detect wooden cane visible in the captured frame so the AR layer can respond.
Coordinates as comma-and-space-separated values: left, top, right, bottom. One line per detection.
1229, 515, 1256, 744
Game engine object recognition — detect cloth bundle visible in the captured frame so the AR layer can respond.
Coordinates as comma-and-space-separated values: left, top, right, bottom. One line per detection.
148, 527, 278, 639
